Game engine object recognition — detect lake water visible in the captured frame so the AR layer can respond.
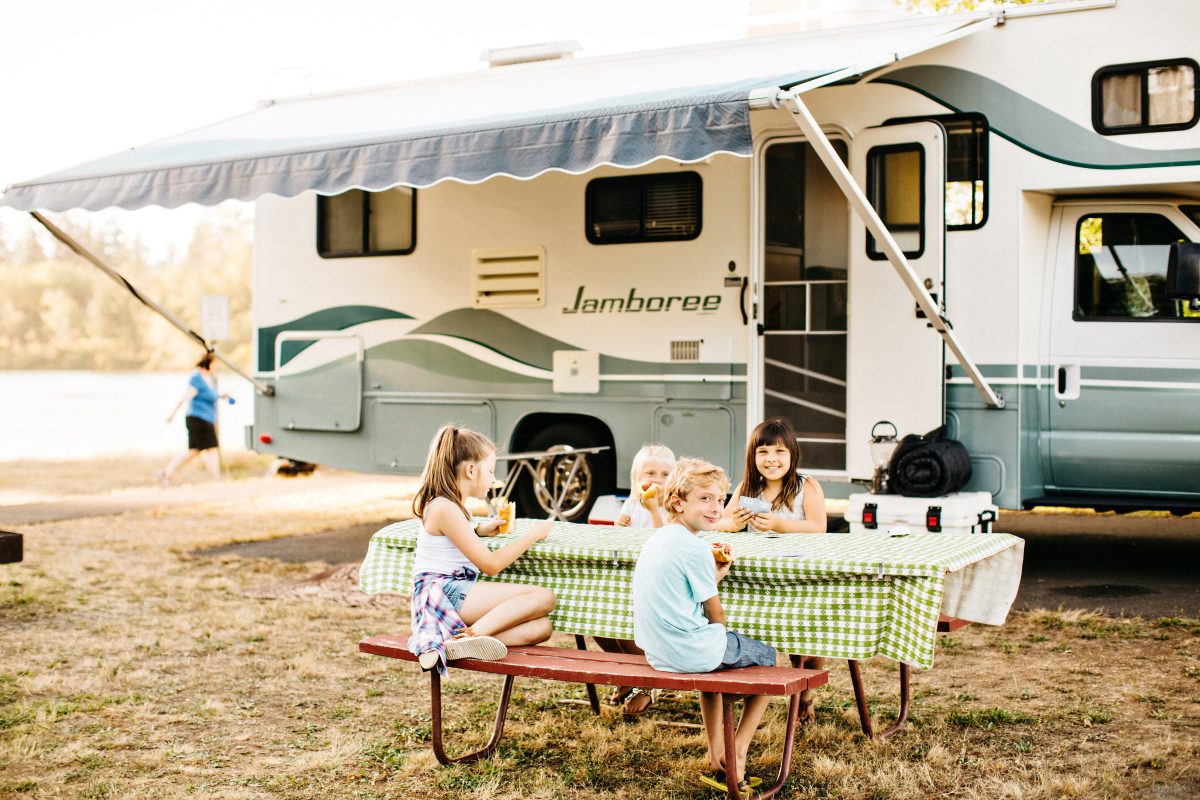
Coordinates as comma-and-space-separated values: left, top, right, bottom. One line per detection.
0, 371, 257, 461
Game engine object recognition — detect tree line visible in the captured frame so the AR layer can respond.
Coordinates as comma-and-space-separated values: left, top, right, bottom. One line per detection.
0, 207, 252, 371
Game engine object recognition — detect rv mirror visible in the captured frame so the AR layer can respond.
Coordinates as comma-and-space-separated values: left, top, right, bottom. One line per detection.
1166, 242, 1200, 298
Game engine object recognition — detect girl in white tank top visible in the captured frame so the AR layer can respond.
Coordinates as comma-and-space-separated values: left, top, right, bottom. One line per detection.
718, 417, 827, 535
715, 416, 827, 726
407, 425, 557, 672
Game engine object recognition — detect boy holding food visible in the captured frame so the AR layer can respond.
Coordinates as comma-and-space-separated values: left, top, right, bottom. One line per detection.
632, 458, 778, 793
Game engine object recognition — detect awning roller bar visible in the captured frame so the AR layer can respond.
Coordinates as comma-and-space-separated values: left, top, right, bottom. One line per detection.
29, 211, 275, 397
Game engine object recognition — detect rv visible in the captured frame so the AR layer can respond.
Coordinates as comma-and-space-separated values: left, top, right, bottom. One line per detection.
5, 0, 1199, 518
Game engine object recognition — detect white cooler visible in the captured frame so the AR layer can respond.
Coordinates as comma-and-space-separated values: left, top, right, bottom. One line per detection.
844, 491, 998, 535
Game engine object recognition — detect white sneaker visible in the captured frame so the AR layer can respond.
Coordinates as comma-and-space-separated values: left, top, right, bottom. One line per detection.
418, 650, 441, 671
444, 635, 507, 662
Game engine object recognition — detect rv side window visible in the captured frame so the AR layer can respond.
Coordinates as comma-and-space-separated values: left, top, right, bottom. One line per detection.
317, 187, 416, 258
865, 144, 924, 260
1184, 205, 1200, 229
1075, 213, 1196, 321
1092, 59, 1198, 135
943, 114, 987, 230
585, 172, 701, 244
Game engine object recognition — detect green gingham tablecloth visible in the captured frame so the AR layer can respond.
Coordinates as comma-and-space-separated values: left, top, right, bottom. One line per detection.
359, 520, 1024, 670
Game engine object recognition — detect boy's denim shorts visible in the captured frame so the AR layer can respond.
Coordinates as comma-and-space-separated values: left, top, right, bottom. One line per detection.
442, 569, 478, 612
717, 630, 777, 670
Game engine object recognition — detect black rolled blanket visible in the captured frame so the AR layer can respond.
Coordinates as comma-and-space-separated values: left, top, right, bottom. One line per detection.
889, 426, 973, 497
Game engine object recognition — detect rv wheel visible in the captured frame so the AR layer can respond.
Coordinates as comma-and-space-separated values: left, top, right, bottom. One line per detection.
516, 423, 615, 522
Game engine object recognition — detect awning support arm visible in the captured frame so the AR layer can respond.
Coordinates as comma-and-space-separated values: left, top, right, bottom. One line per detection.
775, 92, 1005, 410
29, 210, 275, 397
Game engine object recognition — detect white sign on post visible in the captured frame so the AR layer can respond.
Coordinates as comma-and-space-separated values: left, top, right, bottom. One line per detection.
200, 295, 230, 342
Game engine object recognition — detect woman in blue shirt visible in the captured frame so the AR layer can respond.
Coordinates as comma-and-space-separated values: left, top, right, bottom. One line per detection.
156, 352, 226, 485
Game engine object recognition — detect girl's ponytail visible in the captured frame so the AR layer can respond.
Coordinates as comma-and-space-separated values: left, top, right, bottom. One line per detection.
413, 425, 496, 519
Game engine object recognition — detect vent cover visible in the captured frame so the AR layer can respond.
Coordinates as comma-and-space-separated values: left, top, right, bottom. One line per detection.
669, 339, 702, 362
472, 247, 545, 308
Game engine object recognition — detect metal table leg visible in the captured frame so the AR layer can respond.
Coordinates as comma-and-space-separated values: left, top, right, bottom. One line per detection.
430, 668, 515, 765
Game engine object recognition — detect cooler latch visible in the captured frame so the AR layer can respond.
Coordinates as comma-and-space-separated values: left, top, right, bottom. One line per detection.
976, 509, 997, 533
863, 502, 878, 530
925, 506, 942, 533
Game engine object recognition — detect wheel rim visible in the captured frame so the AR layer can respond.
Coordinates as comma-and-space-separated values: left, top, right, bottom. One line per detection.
532, 445, 593, 519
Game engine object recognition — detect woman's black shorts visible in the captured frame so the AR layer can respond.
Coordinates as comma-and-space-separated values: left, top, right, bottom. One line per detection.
185, 416, 218, 451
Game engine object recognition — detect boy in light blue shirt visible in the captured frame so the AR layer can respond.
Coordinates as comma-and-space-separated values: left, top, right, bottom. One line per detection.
632, 458, 778, 793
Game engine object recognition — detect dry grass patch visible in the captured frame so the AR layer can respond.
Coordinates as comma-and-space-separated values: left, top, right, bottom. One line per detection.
1, 477, 1198, 798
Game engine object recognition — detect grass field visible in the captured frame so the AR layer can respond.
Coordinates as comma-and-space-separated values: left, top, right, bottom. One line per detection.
1, 461, 1198, 799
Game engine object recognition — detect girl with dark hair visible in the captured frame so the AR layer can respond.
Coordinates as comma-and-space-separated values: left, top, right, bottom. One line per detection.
156, 352, 227, 485
716, 416, 826, 725
718, 417, 826, 534
409, 425, 556, 672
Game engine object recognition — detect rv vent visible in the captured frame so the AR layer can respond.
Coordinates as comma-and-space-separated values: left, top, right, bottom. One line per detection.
472, 247, 546, 308
669, 340, 702, 362
481, 41, 580, 68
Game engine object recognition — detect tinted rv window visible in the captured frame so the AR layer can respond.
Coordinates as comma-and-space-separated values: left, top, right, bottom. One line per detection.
1075, 213, 1196, 321
585, 172, 701, 244
317, 187, 416, 258
866, 144, 924, 260
1093, 59, 1198, 135
943, 115, 987, 229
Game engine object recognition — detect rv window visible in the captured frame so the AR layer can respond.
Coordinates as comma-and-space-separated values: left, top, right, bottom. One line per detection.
585, 172, 701, 244
943, 115, 987, 230
1093, 59, 1198, 135
1075, 213, 1197, 322
866, 144, 924, 260
884, 114, 989, 230
317, 187, 416, 258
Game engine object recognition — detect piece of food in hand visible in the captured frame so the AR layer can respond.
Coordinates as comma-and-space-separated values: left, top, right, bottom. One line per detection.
711, 542, 733, 563
641, 482, 659, 500
497, 501, 516, 534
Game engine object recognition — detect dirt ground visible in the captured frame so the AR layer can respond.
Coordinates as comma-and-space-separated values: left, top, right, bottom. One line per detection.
2, 459, 1198, 799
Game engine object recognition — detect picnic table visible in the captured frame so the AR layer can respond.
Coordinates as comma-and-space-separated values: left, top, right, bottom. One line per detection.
359, 520, 1024, 671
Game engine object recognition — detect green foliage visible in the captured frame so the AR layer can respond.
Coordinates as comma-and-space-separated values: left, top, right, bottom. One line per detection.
0, 206, 252, 370
946, 706, 1035, 728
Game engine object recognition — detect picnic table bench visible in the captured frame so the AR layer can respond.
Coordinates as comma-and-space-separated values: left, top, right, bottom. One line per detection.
360, 633, 828, 800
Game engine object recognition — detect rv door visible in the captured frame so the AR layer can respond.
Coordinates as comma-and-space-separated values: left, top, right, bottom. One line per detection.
845, 122, 946, 479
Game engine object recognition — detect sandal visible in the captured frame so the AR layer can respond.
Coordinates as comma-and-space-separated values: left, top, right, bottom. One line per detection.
609, 685, 634, 706
621, 687, 659, 716
697, 770, 760, 795
714, 761, 763, 789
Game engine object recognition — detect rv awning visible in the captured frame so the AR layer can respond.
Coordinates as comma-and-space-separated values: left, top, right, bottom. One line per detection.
2, 16, 981, 212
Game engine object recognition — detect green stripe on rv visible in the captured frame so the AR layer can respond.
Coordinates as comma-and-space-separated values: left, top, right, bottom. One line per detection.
948, 364, 1200, 383
258, 305, 412, 372
874, 66, 1200, 170
411, 308, 746, 376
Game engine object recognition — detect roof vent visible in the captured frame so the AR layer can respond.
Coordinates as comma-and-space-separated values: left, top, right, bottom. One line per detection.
481, 41, 581, 68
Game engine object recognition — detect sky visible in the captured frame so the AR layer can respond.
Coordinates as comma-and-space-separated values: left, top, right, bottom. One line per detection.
0, 0, 765, 257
